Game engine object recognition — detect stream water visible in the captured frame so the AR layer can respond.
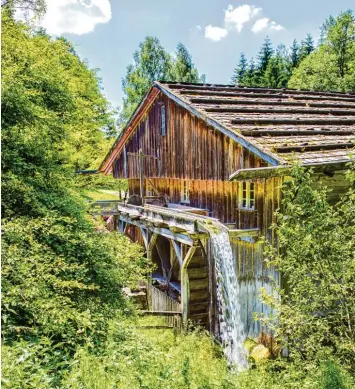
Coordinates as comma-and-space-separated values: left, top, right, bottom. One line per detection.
209, 228, 248, 369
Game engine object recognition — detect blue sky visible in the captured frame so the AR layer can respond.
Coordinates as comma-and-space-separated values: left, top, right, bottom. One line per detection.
26, 1, 355, 109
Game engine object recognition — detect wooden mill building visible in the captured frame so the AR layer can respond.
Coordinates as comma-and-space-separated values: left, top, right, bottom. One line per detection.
100, 82, 355, 337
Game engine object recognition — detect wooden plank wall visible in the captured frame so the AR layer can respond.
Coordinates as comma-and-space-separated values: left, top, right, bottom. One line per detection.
113, 92, 267, 182
233, 176, 282, 338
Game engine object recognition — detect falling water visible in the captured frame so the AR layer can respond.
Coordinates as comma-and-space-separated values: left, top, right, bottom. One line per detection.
209, 228, 248, 369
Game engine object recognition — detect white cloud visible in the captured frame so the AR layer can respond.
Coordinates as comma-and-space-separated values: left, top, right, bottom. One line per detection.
16, 0, 112, 35
202, 3, 285, 41
252, 17, 284, 33
204, 25, 228, 41
196, 25, 202, 31
224, 4, 261, 32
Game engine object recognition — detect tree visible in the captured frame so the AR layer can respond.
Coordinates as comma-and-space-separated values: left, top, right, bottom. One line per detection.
289, 11, 355, 92
326, 10, 355, 79
2, 13, 148, 386
260, 165, 355, 372
242, 58, 258, 87
256, 37, 274, 84
172, 43, 203, 83
264, 44, 292, 88
231, 52, 248, 86
290, 39, 300, 68
1, 0, 46, 18
119, 37, 205, 126
119, 36, 173, 125
299, 33, 315, 62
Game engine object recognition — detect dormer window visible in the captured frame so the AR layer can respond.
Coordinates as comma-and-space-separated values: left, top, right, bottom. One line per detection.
239, 181, 255, 210
181, 180, 190, 204
161, 104, 166, 136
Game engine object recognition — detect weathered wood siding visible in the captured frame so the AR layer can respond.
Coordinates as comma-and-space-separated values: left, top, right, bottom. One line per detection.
113, 92, 267, 181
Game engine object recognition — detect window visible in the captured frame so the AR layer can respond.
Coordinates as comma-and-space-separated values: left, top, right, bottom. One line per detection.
161, 104, 166, 136
239, 181, 255, 210
181, 180, 190, 204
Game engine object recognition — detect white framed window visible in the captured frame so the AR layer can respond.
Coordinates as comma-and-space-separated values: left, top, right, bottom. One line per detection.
238, 181, 255, 210
180, 180, 190, 204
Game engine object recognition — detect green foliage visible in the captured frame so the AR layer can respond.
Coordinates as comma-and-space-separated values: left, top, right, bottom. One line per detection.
259, 165, 355, 373
299, 33, 315, 62
289, 10, 355, 92
62, 321, 234, 389
2, 216, 146, 344
1, 12, 148, 387
1, 12, 116, 177
119, 37, 204, 126
256, 37, 274, 76
231, 53, 248, 86
172, 43, 204, 83
290, 39, 300, 68
1, 0, 47, 18
119, 36, 173, 125
75, 173, 128, 191
264, 44, 292, 88
234, 357, 354, 389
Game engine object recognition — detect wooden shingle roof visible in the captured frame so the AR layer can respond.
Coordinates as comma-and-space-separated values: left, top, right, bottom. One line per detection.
156, 81, 355, 166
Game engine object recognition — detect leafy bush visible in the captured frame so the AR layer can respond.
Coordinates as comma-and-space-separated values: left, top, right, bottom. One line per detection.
62, 320, 233, 389
259, 164, 355, 372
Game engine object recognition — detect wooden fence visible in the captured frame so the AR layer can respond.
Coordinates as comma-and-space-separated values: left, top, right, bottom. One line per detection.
148, 284, 182, 329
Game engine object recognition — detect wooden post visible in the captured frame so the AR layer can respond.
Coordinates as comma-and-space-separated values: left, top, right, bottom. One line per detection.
181, 244, 197, 328
146, 233, 158, 310
139, 148, 144, 206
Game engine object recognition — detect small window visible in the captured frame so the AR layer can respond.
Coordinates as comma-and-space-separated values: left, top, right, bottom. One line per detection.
161, 104, 166, 136
239, 181, 255, 210
181, 180, 190, 204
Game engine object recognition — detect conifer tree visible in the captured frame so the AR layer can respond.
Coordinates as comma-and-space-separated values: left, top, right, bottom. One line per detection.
256, 37, 274, 85
242, 58, 257, 87
231, 53, 248, 86
299, 33, 315, 62
264, 44, 292, 88
290, 39, 300, 68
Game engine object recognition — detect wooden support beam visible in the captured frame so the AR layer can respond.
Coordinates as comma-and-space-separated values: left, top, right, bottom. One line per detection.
228, 228, 260, 238
170, 226, 186, 233
140, 226, 149, 250
171, 240, 182, 266
138, 310, 181, 316
147, 233, 158, 260
181, 246, 197, 327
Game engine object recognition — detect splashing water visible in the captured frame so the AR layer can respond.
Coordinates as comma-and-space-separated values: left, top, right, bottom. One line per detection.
209, 228, 248, 369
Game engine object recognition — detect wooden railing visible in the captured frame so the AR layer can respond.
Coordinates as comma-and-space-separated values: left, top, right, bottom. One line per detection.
147, 283, 182, 329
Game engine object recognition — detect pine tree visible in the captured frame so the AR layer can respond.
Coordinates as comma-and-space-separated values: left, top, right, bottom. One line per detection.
299, 33, 315, 62
231, 53, 248, 86
290, 39, 300, 68
172, 43, 202, 83
264, 44, 292, 88
242, 58, 257, 87
256, 37, 274, 85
